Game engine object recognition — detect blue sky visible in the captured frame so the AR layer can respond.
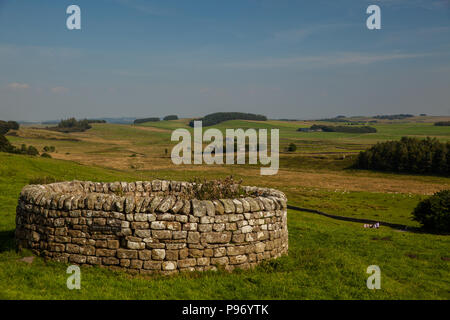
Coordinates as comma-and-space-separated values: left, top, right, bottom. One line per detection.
0, 0, 449, 121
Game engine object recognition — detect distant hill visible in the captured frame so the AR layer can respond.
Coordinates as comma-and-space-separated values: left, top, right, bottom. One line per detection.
189, 112, 267, 127
134, 117, 160, 124
47, 118, 92, 133
42, 117, 136, 125
163, 115, 178, 121
373, 114, 414, 120
306, 124, 377, 133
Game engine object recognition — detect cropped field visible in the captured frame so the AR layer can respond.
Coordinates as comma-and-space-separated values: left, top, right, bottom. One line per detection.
1, 116, 449, 299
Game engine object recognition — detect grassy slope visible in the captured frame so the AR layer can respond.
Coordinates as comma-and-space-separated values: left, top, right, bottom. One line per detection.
0, 152, 449, 299
135, 119, 450, 152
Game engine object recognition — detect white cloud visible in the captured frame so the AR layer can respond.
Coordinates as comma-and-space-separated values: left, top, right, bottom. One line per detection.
7, 82, 29, 90
50, 86, 69, 94
271, 24, 354, 43
0, 44, 83, 59
222, 52, 435, 70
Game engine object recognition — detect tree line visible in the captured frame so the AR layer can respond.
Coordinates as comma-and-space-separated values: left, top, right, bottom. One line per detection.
308, 124, 377, 133
355, 137, 449, 175
134, 115, 179, 124
44, 118, 93, 133
435, 121, 450, 126
373, 114, 414, 120
0, 120, 19, 135
189, 112, 267, 127
0, 120, 42, 156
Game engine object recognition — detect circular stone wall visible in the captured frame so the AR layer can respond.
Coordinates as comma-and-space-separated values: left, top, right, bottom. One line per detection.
15, 180, 288, 274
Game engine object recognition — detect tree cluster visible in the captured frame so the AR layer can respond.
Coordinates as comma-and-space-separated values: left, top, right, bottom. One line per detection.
373, 114, 414, 120
309, 124, 377, 133
49, 118, 92, 132
0, 120, 20, 135
435, 121, 450, 126
163, 115, 178, 121
134, 117, 160, 124
189, 112, 267, 127
355, 137, 449, 175
413, 190, 450, 232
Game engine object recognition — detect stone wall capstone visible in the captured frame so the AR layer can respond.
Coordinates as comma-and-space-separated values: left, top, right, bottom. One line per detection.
15, 180, 288, 274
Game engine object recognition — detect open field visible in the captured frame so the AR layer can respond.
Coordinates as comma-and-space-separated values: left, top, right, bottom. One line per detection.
1, 116, 450, 299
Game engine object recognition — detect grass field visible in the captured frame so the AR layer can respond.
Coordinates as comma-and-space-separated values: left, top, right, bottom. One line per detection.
1, 116, 449, 299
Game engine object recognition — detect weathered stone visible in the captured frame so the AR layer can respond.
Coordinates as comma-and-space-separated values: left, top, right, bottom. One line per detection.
202, 232, 231, 244
162, 261, 177, 271
80, 245, 96, 256
232, 199, 244, 213
229, 255, 247, 264
255, 242, 266, 253
166, 250, 178, 260
181, 200, 191, 215
131, 259, 143, 269
135, 229, 151, 238
240, 198, 251, 212
124, 196, 135, 213
187, 232, 200, 243
152, 249, 166, 260
148, 196, 163, 212
96, 248, 116, 257
173, 231, 187, 239
16, 181, 288, 275
127, 241, 145, 250
117, 249, 138, 259
138, 250, 152, 260
178, 258, 196, 268
103, 257, 119, 265
144, 261, 161, 270
191, 199, 206, 217
189, 248, 203, 258
152, 230, 172, 240
134, 213, 148, 222
151, 180, 162, 191
107, 240, 119, 249
212, 200, 224, 215
120, 259, 131, 267
211, 257, 229, 265
198, 224, 213, 232
220, 199, 235, 214
69, 254, 87, 264
170, 199, 184, 214
166, 221, 181, 231
66, 243, 80, 254
157, 196, 175, 213
151, 221, 166, 230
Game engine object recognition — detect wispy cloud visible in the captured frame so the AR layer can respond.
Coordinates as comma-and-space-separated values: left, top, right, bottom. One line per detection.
0, 44, 83, 59
7, 82, 29, 90
222, 52, 434, 69
417, 26, 450, 35
50, 86, 69, 94
271, 24, 354, 43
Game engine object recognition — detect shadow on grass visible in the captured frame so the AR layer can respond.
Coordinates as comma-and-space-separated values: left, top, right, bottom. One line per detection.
343, 165, 450, 180
288, 205, 449, 235
0, 229, 15, 252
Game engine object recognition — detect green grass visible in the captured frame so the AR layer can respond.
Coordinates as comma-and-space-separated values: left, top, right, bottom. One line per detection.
0, 152, 449, 299
135, 119, 450, 154
287, 187, 425, 227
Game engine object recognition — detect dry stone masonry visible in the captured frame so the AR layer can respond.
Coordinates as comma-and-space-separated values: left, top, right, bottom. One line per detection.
15, 180, 288, 274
